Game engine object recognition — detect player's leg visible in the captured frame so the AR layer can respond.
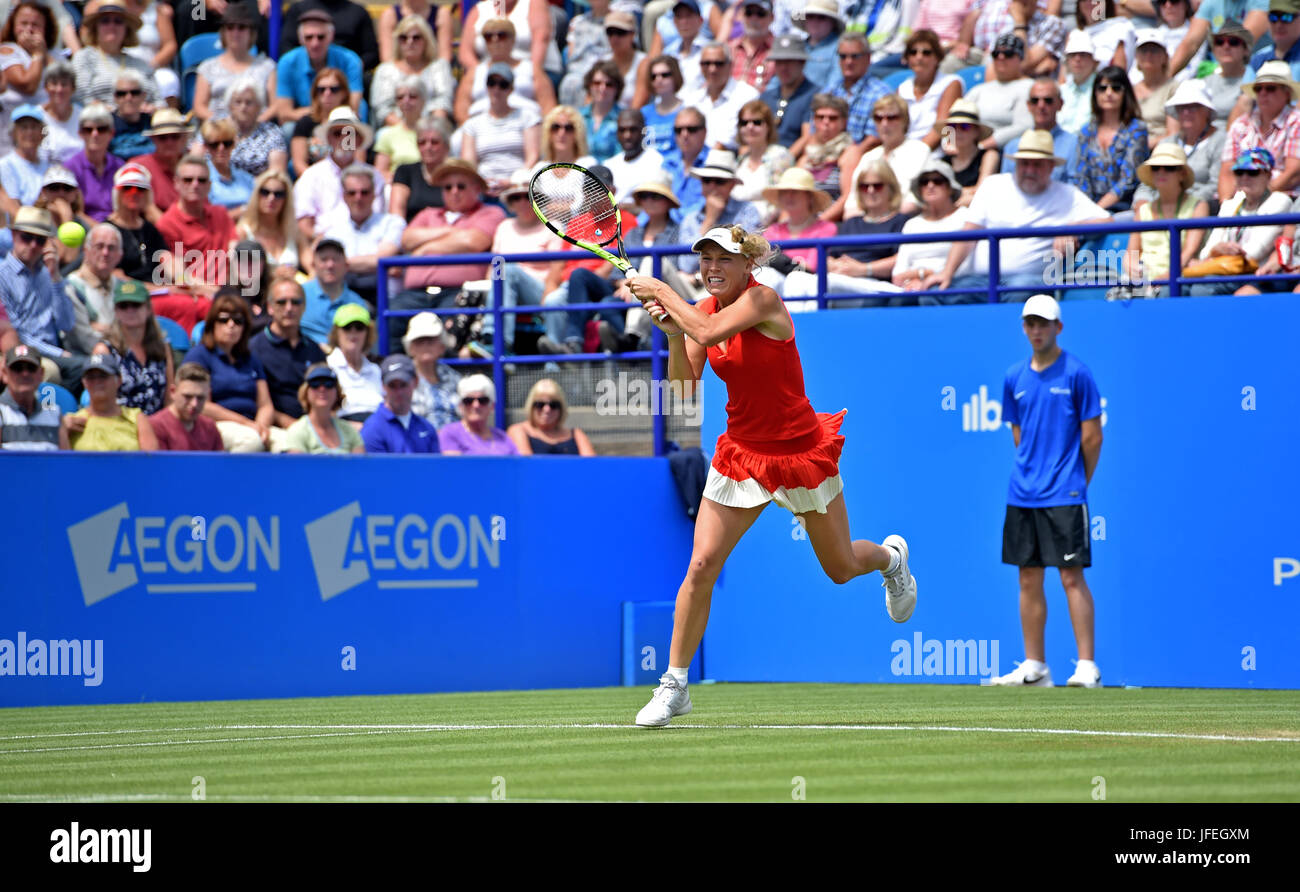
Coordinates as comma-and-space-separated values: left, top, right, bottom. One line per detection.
668, 497, 768, 667
992, 504, 1053, 685
1059, 567, 1096, 660
637, 496, 766, 727
1019, 566, 1048, 662
800, 491, 915, 621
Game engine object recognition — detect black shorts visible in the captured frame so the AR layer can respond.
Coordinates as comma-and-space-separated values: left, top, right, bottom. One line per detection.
1002, 504, 1091, 568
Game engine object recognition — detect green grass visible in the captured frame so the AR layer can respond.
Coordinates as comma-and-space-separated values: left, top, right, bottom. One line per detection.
2, 684, 1298, 802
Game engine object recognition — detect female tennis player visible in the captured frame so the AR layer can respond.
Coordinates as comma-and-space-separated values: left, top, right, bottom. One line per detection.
626, 225, 917, 728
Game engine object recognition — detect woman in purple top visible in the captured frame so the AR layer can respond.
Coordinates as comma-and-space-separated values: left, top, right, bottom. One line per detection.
438, 374, 519, 456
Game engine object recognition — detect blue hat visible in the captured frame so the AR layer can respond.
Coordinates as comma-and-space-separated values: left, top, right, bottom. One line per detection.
486, 62, 515, 84
11, 104, 45, 124
1233, 147, 1275, 173
304, 363, 338, 387
672, 0, 703, 13
85, 352, 121, 377
380, 354, 416, 385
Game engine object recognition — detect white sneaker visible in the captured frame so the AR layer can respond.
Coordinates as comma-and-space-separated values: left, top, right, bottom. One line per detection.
990, 662, 1054, 687
881, 534, 916, 622
635, 673, 692, 728
1066, 660, 1102, 688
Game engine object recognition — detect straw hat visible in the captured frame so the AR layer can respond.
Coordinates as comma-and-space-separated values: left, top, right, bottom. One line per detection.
11, 206, 54, 238
910, 158, 961, 203
430, 158, 488, 193
1009, 129, 1066, 166
313, 107, 374, 153
1244, 61, 1300, 102
689, 149, 742, 182
943, 100, 993, 142
82, 1, 142, 42
1137, 143, 1194, 190
632, 175, 681, 208
761, 167, 831, 213
144, 108, 194, 137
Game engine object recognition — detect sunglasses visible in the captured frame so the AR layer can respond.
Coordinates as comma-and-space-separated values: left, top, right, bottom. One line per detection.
550, 122, 575, 132
742, 7, 770, 16
180, 175, 209, 184
215, 314, 245, 326
1213, 36, 1246, 47
341, 321, 369, 332
398, 33, 424, 42
1270, 11, 1296, 23
487, 78, 512, 89
906, 47, 934, 57
740, 118, 766, 127
483, 31, 511, 41
606, 28, 634, 37
1096, 82, 1124, 94
700, 177, 731, 187
1234, 168, 1267, 176
80, 124, 112, 134
1148, 165, 1182, 173
873, 113, 901, 122
699, 60, 727, 68
316, 84, 344, 94
208, 139, 234, 149
838, 52, 866, 60
813, 112, 842, 120
991, 50, 1020, 60
461, 395, 491, 406
308, 379, 338, 389
505, 192, 528, 202
1028, 96, 1058, 105
15, 231, 47, 245
344, 188, 374, 197
858, 182, 887, 191
532, 400, 562, 411
951, 121, 976, 130
918, 175, 948, 188
442, 182, 473, 192
301, 34, 329, 42
674, 124, 704, 134
273, 298, 305, 307
114, 88, 144, 97
259, 187, 286, 199
120, 185, 146, 194
651, 71, 674, 80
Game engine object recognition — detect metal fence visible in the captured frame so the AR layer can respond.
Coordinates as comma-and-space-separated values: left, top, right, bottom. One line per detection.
377, 210, 1300, 454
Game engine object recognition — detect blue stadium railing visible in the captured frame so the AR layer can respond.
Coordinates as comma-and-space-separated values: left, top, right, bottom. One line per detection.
377, 211, 1300, 455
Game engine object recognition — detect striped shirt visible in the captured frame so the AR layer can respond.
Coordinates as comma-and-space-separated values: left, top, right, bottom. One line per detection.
461, 108, 540, 183
0, 389, 60, 451
0, 252, 74, 359
1223, 104, 1300, 195
71, 47, 158, 108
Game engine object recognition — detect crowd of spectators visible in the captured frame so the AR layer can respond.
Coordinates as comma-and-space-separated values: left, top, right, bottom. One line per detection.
1, 0, 1298, 455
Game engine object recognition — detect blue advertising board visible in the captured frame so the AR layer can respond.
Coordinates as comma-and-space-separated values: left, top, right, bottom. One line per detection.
702, 295, 1300, 689
0, 456, 696, 706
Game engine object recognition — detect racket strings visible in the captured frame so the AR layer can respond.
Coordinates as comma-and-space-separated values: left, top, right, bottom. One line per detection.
532, 169, 618, 246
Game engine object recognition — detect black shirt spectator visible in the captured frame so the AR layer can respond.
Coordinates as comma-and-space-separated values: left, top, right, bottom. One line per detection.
111, 218, 168, 282
393, 161, 444, 221
248, 277, 327, 423
279, 0, 380, 72
832, 212, 911, 264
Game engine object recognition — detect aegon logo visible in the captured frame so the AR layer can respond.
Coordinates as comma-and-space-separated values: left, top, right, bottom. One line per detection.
67, 503, 278, 605
305, 502, 502, 601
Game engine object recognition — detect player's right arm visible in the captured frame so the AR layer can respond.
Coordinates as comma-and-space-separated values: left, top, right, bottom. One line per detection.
654, 307, 706, 385
1011, 424, 1021, 449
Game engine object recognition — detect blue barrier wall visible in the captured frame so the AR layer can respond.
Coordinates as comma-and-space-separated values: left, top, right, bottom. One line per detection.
0, 456, 695, 706
702, 295, 1300, 689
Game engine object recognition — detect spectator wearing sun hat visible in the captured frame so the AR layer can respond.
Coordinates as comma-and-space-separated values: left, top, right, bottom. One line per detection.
132, 109, 196, 214
1219, 60, 1300, 199
71, 0, 159, 109
675, 149, 762, 275
361, 353, 441, 454
324, 301, 383, 424
292, 106, 383, 241
403, 311, 461, 430
1132, 80, 1227, 206
1126, 143, 1210, 293
791, 0, 844, 91
282, 361, 366, 454
0, 104, 51, 209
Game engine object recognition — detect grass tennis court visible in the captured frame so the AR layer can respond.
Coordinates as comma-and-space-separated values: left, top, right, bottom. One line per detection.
3, 684, 1298, 802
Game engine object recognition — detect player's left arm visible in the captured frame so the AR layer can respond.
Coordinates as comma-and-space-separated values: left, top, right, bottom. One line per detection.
1080, 416, 1102, 484
637, 279, 788, 348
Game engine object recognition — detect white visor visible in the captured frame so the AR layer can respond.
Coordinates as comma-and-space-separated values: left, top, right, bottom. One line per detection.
691, 227, 745, 254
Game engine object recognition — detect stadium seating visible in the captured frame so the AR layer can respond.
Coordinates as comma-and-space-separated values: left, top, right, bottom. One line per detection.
957, 65, 985, 91
180, 33, 259, 110
882, 68, 911, 90
36, 381, 78, 415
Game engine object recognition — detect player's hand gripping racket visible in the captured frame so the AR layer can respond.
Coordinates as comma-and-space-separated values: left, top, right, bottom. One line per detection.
529, 163, 670, 321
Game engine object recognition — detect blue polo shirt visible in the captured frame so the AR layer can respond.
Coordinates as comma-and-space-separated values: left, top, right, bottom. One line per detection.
762, 76, 818, 148
361, 403, 441, 453
1250, 39, 1300, 80
361, 405, 441, 455
276, 45, 364, 109
248, 326, 327, 418
1002, 350, 1102, 508
299, 278, 366, 345
183, 341, 266, 420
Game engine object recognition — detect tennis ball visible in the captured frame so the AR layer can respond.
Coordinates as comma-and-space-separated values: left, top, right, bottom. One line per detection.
58, 222, 85, 248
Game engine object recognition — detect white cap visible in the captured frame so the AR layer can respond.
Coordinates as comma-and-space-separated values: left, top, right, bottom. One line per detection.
402, 311, 450, 350
691, 227, 746, 254
1134, 28, 1165, 49
1064, 29, 1094, 56
1022, 294, 1061, 321
1164, 78, 1216, 115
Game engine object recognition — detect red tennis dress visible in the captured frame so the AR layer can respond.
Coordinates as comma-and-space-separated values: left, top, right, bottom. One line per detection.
700, 280, 846, 514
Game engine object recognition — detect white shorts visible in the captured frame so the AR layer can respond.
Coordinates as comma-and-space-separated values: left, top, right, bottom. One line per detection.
703, 466, 844, 515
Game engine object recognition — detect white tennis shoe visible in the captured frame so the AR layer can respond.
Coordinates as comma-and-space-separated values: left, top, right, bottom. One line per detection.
881, 534, 916, 622
635, 673, 692, 728
1066, 660, 1102, 688
990, 662, 1054, 687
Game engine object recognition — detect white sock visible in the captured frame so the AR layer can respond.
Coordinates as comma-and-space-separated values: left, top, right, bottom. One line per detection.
1076, 659, 1097, 670
667, 666, 689, 685
1022, 659, 1047, 673
883, 546, 900, 576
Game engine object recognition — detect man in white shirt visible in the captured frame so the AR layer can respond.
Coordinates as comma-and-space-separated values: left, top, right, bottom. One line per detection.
930, 130, 1111, 305
681, 42, 760, 150
603, 109, 667, 209
318, 164, 406, 307
293, 107, 385, 240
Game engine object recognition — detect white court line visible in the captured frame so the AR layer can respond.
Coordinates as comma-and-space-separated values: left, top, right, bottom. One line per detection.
1, 722, 1298, 755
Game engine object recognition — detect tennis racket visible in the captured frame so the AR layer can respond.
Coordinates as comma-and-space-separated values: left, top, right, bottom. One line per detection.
529, 162, 669, 321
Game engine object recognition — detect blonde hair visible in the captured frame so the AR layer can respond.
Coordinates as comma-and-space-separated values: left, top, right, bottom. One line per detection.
526, 378, 568, 424
541, 104, 589, 161
201, 117, 236, 143
726, 225, 773, 265
857, 159, 902, 213
872, 93, 910, 133
392, 14, 436, 67
238, 168, 301, 257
